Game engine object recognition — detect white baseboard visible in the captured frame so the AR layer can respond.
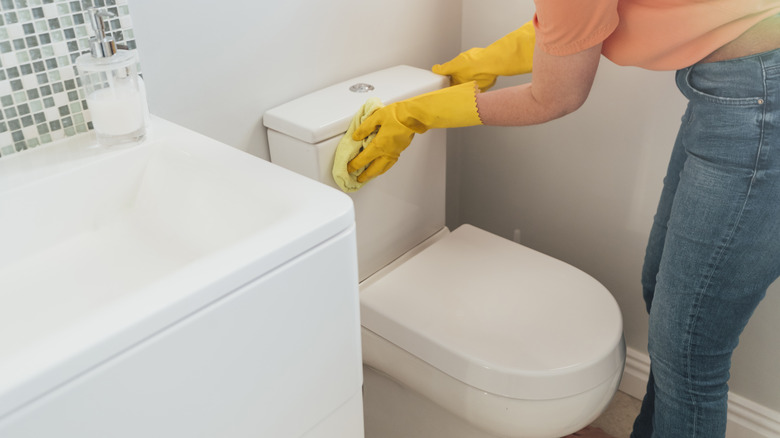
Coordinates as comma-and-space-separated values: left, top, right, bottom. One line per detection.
619, 347, 780, 438
618, 346, 651, 401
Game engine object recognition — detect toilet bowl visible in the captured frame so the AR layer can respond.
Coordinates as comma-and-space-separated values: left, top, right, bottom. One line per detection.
264, 65, 626, 438
360, 225, 625, 438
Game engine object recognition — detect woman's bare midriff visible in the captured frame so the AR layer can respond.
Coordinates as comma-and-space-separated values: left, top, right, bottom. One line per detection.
699, 14, 780, 64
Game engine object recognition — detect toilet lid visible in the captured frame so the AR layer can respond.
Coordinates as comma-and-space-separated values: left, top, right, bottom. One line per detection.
360, 224, 624, 400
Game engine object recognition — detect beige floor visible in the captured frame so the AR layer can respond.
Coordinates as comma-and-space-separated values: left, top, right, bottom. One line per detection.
589, 391, 643, 437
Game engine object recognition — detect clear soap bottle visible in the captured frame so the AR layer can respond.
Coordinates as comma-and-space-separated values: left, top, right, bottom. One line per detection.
76, 8, 148, 146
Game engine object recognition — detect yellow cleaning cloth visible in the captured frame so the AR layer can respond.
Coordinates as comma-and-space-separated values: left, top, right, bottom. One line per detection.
332, 97, 384, 192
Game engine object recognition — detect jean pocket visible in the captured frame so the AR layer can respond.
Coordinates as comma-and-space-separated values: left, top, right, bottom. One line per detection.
766, 64, 780, 79
683, 66, 765, 106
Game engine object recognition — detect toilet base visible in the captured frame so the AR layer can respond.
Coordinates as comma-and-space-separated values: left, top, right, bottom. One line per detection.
363, 365, 621, 438
361, 329, 625, 438
364, 365, 499, 438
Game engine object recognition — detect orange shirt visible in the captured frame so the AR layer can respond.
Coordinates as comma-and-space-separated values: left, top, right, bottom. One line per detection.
533, 0, 780, 71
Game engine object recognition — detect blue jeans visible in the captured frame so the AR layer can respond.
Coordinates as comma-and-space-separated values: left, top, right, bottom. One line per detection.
631, 48, 780, 438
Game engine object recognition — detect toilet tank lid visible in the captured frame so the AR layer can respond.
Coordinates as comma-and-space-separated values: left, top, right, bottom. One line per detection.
263, 65, 448, 144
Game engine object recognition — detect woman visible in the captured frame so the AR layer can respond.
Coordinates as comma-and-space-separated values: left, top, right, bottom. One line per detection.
348, 0, 780, 436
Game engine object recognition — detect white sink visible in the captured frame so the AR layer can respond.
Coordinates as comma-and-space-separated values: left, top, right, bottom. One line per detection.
0, 117, 363, 437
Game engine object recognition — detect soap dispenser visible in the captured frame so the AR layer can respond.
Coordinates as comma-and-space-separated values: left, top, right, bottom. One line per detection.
76, 8, 147, 146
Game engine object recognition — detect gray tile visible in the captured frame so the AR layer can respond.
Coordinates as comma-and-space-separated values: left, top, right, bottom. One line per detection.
0, 0, 137, 158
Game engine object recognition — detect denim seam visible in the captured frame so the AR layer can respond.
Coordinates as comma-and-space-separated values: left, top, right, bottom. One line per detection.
680, 128, 706, 437
684, 297, 699, 436
753, 57, 769, 182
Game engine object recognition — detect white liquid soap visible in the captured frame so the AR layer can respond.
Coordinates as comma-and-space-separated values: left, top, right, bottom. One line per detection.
88, 83, 145, 137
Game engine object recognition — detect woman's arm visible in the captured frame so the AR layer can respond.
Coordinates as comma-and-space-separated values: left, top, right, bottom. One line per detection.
476, 41, 603, 126
346, 39, 604, 183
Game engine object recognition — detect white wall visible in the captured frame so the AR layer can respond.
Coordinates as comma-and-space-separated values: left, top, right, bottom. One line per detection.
455, 0, 780, 419
127, 0, 462, 160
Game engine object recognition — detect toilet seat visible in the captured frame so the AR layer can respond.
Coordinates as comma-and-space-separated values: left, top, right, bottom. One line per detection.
360, 224, 624, 401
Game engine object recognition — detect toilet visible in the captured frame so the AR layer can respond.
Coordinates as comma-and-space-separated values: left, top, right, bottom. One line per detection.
264, 65, 626, 438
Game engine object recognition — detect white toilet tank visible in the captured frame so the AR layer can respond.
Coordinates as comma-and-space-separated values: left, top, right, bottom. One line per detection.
264, 66, 449, 281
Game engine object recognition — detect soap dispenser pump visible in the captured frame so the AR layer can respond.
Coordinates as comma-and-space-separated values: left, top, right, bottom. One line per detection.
76, 8, 147, 146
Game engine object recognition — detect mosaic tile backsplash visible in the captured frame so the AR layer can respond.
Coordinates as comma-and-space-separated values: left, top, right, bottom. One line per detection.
0, 0, 137, 158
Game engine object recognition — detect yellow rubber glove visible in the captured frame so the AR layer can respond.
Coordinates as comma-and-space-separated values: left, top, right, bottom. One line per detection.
432, 20, 535, 92
348, 81, 482, 183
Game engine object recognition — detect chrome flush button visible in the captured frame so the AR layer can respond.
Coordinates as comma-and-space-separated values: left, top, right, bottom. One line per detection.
349, 83, 375, 93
